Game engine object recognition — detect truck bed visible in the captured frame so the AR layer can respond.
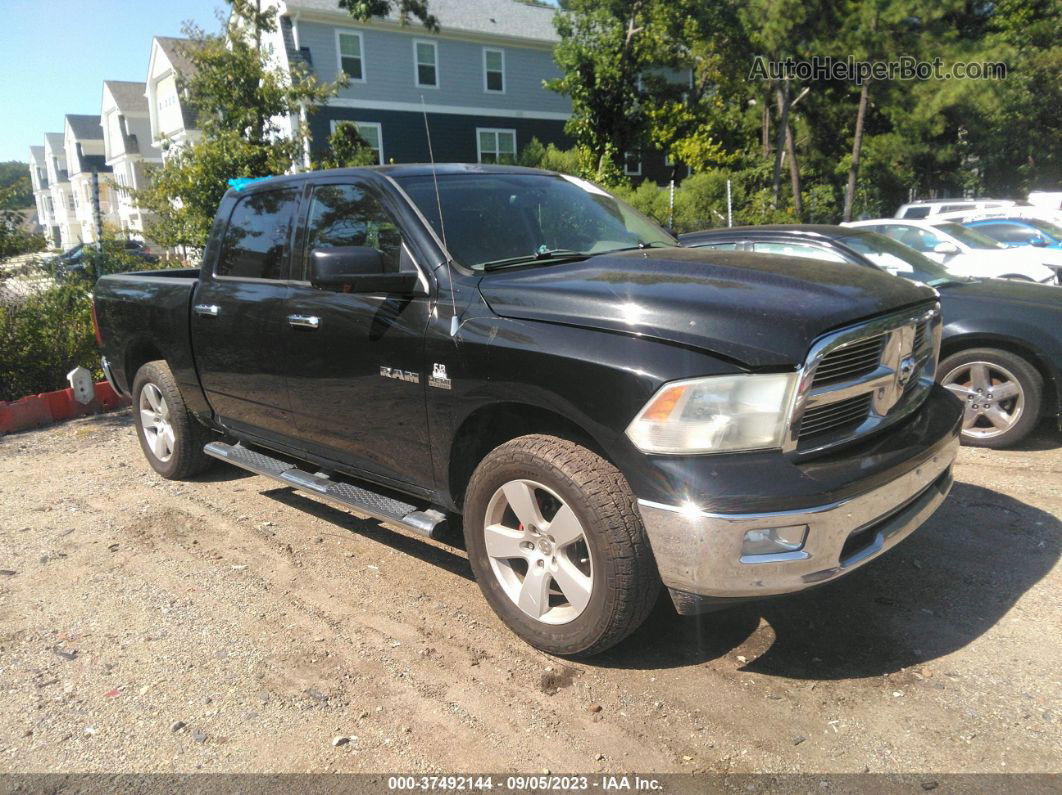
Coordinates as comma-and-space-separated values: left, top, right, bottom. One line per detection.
94, 269, 203, 405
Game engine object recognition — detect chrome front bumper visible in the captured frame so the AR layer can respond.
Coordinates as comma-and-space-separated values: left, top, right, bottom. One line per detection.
638, 435, 958, 605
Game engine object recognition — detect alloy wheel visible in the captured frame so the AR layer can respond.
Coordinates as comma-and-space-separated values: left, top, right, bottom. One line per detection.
942, 360, 1024, 440
482, 479, 594, 625
139, 383, 175, 462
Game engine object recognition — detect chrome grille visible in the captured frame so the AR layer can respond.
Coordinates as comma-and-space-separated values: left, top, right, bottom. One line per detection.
799, 393, 873, 438
913, 320, 927, 353
811, 335, 886, 387
786, 304, 942, 455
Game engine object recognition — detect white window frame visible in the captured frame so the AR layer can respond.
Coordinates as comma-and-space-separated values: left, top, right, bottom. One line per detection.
624, 150, 642, 176
335, 30, 366, 83
413, 39, 439, 89
476, 127, 517, 164
330, 119, 384, 165
483, 47, 505, 94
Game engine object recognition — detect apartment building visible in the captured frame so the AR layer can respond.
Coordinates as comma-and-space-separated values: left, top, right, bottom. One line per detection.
101, 81, 163, 239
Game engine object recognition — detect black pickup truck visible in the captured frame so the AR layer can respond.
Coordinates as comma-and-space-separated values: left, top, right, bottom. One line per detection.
94, 165, 963, 656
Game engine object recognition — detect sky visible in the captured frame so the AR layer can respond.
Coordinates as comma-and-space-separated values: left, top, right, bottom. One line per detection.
0, 0, 225, 163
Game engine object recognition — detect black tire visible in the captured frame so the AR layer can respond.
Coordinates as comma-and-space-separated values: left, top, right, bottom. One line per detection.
463, 434, 661, 657
938, 347, 1043, 449
132, 360, 215, 479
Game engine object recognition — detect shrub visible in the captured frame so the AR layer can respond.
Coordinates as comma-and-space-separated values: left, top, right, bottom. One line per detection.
0, 277, 99, 402
0, 235, 180, 402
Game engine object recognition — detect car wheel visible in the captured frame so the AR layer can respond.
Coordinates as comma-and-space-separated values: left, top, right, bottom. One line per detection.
463, 434, 660, 657
939, 348, 1043, 448
132, 360, 215, 479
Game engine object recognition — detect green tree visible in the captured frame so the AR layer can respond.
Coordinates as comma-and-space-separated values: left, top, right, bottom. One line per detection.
136, 0, 344, 248
547, 0, 716, 182
0, 183, 46, 259
315, 122, 380, 169
0, 162, 33, 208
338, 0, 438, 30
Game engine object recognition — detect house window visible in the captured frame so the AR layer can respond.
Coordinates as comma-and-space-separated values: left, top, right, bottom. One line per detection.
624, 150, 642, 176
414, 40, 438, 87
337, 31, 364, 81
484, 48, 504, 93
477, 128, 516, 164
330, 120, 384, 165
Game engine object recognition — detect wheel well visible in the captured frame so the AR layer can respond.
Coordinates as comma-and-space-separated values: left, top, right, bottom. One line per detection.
448, 403, 606, 510
940, 335, 1057, 413
124, 340, 166, 392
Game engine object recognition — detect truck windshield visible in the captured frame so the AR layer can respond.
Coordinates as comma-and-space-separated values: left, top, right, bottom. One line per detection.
394, 172, 675, 269
836, 231, 964, 288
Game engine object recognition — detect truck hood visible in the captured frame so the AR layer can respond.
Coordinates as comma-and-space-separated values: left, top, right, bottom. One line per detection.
477, 247, 936, 368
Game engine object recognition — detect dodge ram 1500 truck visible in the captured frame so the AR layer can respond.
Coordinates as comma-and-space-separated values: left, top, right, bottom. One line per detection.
94, 165, 963, 656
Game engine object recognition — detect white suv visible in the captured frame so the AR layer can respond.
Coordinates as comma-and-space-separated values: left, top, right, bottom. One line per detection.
843, 219, 1058, 284
894, 199, 1017, 220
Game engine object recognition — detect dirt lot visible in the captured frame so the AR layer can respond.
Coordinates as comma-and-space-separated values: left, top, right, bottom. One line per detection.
0, 411, 1058, 774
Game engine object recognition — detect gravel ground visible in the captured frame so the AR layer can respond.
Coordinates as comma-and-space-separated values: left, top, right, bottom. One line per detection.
0, 411, 1058, 774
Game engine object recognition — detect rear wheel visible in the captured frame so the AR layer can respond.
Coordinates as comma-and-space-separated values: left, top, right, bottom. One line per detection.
463, 435, 660, 657
939, 348, 1042, 448
132, 361, 215, 479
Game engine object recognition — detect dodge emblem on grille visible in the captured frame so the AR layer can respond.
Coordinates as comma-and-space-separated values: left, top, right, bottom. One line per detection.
875, 324, 918, 414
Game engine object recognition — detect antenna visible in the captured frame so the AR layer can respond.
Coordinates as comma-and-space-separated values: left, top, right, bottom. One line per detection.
421, 96, 460, 338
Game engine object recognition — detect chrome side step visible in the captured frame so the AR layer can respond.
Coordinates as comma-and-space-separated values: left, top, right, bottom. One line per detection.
204, 441, 447, 539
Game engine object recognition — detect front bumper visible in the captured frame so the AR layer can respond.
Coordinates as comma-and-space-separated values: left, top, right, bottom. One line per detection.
638, 398, 960, 610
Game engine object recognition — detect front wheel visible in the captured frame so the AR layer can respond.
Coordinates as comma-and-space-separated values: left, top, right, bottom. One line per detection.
939, 348, 1043, 448
132, 360, 215, 479
463, 435, 660, 657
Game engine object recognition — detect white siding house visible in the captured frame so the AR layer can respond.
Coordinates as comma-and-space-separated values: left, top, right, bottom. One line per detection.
43, 132, 80, 250
64, 114, 119, 244
28, 146, 58, 248
101, 81, 163, 239
146, 37, 202, 158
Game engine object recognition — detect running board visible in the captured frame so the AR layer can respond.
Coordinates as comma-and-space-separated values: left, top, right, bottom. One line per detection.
203, 441, 446, 539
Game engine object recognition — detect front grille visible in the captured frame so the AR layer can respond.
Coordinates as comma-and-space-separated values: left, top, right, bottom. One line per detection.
811, 335, 886, 387
789, 304, 941, 454
798, 393, 872, 438
912, 320, 927, 353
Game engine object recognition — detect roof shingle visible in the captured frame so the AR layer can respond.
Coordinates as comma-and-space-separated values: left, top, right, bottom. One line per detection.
284, 0, 559, 43
104, 80, 149, 114
65, 114, 104, 141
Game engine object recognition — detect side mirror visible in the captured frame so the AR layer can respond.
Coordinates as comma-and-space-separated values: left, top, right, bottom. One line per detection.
309, 246, 420, 294
933, 241, 959, 255
1030, 237, 1048, 247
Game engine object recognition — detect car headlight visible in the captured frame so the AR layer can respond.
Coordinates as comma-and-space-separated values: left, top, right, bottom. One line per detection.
625, 373, 799, 454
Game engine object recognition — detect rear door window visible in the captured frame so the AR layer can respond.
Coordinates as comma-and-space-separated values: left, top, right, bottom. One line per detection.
215, 188, 299, 280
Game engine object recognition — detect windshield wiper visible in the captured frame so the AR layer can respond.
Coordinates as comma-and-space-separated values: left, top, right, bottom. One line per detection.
593, 241, 674, 255
478, 249, 589, 271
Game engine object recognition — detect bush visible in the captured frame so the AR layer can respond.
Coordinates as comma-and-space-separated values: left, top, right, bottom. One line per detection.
0, 277, 99, 402
0, 235, 180, 402
518, 137, 589, 177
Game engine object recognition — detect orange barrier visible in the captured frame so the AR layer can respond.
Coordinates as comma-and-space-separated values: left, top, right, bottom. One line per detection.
0, 381, 129, 435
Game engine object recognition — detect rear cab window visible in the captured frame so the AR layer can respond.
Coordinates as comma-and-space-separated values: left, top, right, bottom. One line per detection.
215, 188, 300, 280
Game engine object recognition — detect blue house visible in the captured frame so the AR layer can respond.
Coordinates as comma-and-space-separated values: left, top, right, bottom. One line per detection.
273, 0, 572, 166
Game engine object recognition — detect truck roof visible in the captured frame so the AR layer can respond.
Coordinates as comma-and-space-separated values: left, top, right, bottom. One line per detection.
225, 163, 554, 197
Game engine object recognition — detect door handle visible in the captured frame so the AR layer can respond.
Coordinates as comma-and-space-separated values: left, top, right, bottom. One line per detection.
287, 314, 320, 329
194, 304, 220, 317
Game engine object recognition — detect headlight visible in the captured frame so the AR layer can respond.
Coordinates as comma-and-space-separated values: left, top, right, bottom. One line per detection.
625, 373, 799, 454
